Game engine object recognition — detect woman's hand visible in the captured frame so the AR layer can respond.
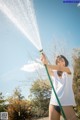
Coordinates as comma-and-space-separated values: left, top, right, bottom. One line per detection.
40, 53, 48, 65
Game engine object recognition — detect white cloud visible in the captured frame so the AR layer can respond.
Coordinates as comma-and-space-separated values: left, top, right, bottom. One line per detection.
5, 92, 11, 97
20, 60, 44, 72
77, 3, 80, 7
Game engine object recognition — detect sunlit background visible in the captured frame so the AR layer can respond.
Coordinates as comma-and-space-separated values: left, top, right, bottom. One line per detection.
0, 0, 80, 99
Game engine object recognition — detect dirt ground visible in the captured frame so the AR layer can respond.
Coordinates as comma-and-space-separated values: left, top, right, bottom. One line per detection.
37, 116, 63, 120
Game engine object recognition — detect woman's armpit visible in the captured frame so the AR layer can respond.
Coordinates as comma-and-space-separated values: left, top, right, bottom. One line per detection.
49, 70, 54, 76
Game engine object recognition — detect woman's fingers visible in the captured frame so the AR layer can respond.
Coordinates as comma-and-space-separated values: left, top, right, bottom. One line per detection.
40, 53, 46, 60
40, 53, 47, 65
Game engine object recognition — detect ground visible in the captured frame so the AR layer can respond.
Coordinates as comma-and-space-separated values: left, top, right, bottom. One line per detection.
37, 116, 63, 120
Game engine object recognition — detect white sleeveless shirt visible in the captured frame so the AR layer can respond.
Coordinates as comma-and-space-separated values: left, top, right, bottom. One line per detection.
50, 69, 76, 106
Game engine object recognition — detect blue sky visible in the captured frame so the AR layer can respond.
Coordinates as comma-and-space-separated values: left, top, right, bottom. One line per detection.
0, 0, 80, 99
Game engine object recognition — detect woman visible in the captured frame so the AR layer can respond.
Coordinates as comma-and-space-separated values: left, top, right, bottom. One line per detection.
41, 54, 77, 120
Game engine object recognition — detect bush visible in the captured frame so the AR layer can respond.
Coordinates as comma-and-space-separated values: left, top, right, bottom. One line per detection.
7, 99, 34, 120
30, 79, 51, 118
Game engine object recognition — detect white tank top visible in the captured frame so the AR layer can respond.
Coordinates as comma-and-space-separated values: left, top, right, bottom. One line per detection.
50, 68, 76, 106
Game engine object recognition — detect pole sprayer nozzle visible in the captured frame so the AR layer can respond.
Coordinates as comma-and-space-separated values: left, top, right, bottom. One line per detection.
39, 49, 43, 54
39, 49, 44, 56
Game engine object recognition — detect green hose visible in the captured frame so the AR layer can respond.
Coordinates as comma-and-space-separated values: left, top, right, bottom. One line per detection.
40, 50, 66, 119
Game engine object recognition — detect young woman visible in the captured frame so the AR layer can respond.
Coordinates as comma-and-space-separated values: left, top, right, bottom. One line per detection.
41, 54, 77, 120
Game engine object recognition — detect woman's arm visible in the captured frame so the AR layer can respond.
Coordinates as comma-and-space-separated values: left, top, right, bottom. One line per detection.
47, 65, 71, 74
40, 53, 71, 75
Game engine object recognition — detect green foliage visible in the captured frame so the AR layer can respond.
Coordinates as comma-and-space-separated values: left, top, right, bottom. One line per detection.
13, 87, 24, 100
73, 49, 80, 119
77, 106, 80, 118
30, 79, 51, 117
0, 92, 6, 112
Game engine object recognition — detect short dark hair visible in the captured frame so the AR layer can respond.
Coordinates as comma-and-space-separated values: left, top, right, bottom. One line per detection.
56, 55, 69, 76
56, 55, 69, 66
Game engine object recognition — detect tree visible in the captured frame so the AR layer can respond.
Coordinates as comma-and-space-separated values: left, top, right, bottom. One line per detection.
73, 49, 80, 104
30, 79, 51, 117
6, 88, 33, 120
7, 99, 33, 120
73, 49, 80, 119
0, 92, 6, 112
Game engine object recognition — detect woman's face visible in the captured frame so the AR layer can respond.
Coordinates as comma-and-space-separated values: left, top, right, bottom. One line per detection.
57, 57, 66, 66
